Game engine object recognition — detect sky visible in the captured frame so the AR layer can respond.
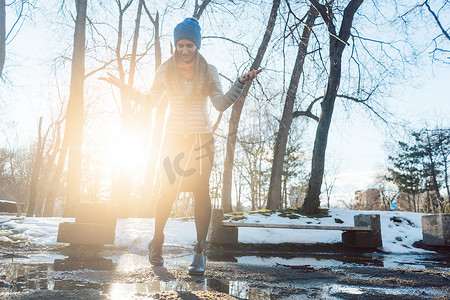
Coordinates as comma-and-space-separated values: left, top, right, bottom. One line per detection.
325, 64, 450, 204
1, 1, 449, 209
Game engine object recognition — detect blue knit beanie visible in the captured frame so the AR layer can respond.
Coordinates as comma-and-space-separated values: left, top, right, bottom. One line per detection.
173, 18, 202, 49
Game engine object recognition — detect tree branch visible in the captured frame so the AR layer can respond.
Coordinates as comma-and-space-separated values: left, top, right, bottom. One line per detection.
203, 35, 253, 57
336, 92, 390, 125
85, 51, 150, 79
5, 1, 24, 42
193, 0, 212, 19
292, 95, 321, 121
309, 0, 345, 46
337, 0, 363, 52
425, 0, 450, 41
293, 110, 319, 121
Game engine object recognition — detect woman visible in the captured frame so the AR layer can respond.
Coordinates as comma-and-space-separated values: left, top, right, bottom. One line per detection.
103, 17, 261, 275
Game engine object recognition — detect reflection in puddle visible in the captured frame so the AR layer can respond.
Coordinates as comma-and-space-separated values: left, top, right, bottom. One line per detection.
107, 279, 291, 300
54, 257, 114, 271
0, 261, 293, 299
1, 264, 52, 292
1, 251, 448, 299
328, 283, 449, 299
235, 255, 346, 268
213, 252, 449, 270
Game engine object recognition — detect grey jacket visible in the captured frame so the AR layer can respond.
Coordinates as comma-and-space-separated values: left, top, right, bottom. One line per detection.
141, 63, 245, 134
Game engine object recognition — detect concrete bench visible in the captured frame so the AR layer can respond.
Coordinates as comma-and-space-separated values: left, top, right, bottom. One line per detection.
422, 214, 450, 246
57, 202, 117, 246
208, 208, 382, 248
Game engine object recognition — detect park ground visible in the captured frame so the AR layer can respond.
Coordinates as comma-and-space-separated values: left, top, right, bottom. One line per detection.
0, 209, 449, 299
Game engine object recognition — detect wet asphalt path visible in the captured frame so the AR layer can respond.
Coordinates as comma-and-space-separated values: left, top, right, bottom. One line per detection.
0, 244, 449, 299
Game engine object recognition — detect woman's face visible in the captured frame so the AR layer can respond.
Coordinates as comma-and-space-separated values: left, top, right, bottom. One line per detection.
176, 39, 197, 63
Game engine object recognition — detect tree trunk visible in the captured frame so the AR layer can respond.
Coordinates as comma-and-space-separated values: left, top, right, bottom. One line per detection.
39, 119, 62, 216
27, 117, 43, 217
112, 0, 144, 217
0, 0, 5, 78
302, 0, 363, 214
222, 0, 280, 213
43, 137, 68, 217
251, 159, 257, 211
441, 147, 450, 200
267, 7, 317, 210
64, 0, 87, 217
140, 9, 163, 218
302, 66, 340, 213
425, 135, 443, 204
154, 12, 161, 71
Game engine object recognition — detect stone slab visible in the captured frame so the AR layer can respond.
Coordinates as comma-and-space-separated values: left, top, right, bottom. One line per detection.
342, 214, 382, 248
75, 202, 117, 227
54, 258, 113, 271
422, 214, 450, 246
208, 208, 238, 245
342, 230, 382, 248
57, 222, 115, 245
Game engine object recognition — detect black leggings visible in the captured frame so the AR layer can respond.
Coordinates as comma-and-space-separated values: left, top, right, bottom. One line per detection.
153, 133, 214, 242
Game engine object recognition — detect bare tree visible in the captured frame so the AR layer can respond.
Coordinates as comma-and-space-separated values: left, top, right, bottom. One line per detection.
41, 114, 65, 217
323, 154, 341, 208
302, 0, 363, 214
27, 117, 43, 217
266, 4, 318, 210
0, 0, 5, 78
43, 125, 68, 217
0, 0, 38, 79
237, 132, 271, 211
401, 1, 450, 63
62, 0, 88, 217
139, 5, 163, 217
110, 0, 145, 217
222, 0, 280, 213
193, 0, 212, 19
0, 131, 33, 213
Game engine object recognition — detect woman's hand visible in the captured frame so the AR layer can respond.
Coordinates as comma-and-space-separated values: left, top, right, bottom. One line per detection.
239, 68, 263, 84
99, 72, 138, 99
99, 72, 125, 89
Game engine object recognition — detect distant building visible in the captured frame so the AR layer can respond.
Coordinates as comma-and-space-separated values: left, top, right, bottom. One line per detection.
354, 189, 428, 212
354, 189, 382, 210
396, 192, 426, 212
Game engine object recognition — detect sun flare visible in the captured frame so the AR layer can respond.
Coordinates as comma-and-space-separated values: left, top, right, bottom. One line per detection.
107, 133, 148, 170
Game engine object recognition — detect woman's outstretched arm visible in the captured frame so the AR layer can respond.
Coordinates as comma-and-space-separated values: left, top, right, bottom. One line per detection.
209, 65, 262, 112
99, 65, 167, 108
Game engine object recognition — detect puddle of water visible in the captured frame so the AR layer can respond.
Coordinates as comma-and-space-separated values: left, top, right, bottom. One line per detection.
211, 251, 449, 270
327, 283, 450, 299
380, 253, 449, 270
0, 252, 65, 264
106, 279, 297, 300
235, 255, 346, 268
53, 257, 114, 271
1, 251, 448, 299
0, 260, 297, 299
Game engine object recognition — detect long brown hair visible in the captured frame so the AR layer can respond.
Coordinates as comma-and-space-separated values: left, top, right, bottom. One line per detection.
165, 50, 212, 100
